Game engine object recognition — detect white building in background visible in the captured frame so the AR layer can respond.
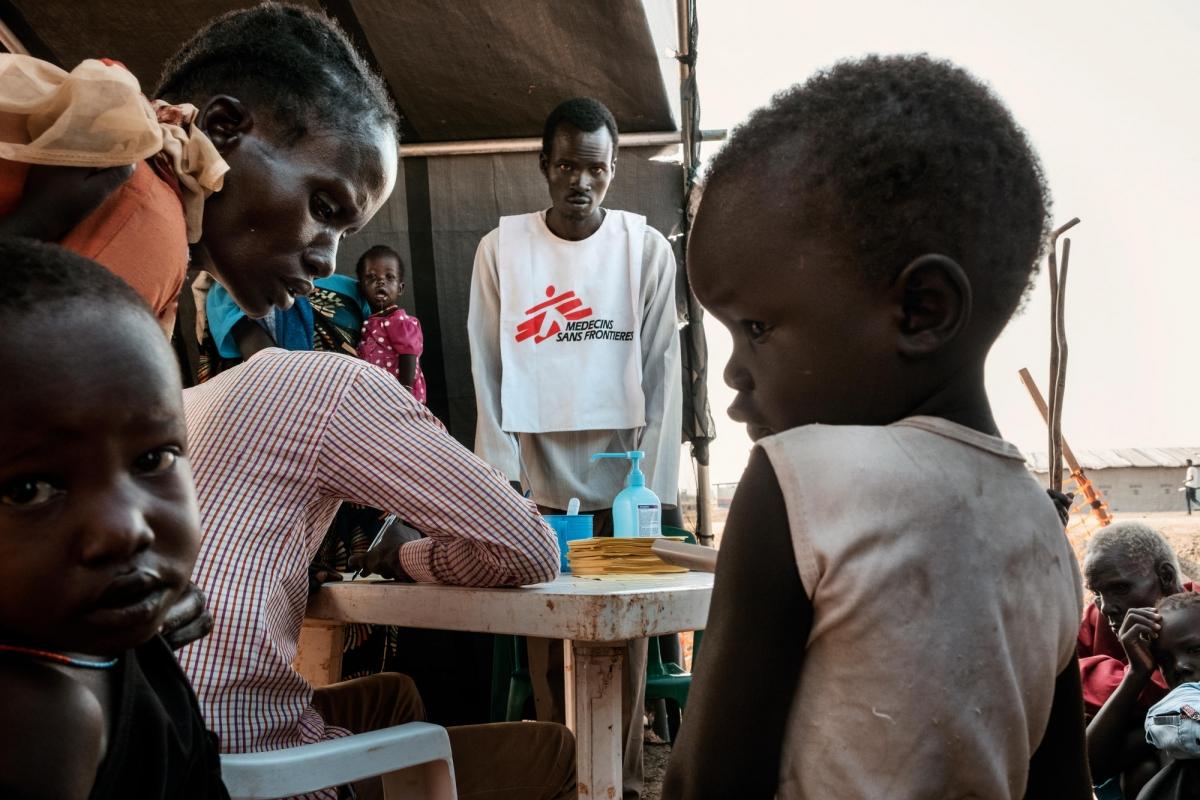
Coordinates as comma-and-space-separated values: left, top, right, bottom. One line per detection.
693, 448, 1200, 515
1028, 447, 1200, 513
714, 483, 739, 509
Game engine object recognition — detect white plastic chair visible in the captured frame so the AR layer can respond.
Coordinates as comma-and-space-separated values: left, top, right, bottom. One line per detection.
220, 722, 458, 800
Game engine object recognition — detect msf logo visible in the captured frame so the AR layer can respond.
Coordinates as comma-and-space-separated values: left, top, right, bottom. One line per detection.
515, 285, 593, 343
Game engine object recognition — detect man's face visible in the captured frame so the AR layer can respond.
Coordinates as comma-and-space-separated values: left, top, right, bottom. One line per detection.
539, 124, 615, 224
1152, 605, 1200, 688
201, 120, 398, 318
1084, 551, 1169, 636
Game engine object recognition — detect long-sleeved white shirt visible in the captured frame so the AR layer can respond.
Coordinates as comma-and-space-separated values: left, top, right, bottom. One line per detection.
468, 213, 682, 511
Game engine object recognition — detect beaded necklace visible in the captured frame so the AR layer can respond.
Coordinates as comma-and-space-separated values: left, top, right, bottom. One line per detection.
0, 643, 118, 669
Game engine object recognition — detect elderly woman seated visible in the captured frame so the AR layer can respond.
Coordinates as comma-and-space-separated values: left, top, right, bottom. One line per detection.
1081, 521, 1196, 798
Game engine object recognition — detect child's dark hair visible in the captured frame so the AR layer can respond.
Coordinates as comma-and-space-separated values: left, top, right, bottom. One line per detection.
156, 2, 398, 145
355, 244, 406, 281
1158, 592, 1200, 614
706, 54, 1051, 321
541, 97, 619, 158
0, 237, 149, 319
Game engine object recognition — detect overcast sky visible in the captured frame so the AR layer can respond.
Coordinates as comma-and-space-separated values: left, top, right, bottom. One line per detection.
682, 0, 1200, 488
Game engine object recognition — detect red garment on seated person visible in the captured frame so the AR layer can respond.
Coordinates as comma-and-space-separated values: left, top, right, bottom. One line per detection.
1077, 581, 1197, 717
0, 158, 187, 334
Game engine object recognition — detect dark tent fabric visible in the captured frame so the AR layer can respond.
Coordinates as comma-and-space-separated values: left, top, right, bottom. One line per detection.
347, 0, 678, 141
2, 0, 323, 85
4, 0, 679, 143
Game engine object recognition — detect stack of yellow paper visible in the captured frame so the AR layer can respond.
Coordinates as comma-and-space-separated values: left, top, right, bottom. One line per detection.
566, 536, 689, 575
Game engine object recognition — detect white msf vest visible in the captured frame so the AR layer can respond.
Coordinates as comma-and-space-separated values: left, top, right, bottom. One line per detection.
496, 210, 646, 433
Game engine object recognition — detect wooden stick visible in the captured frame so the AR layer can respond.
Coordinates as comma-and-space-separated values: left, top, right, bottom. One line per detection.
1019, 367, 1113, 526
1019, 368, 1082, 472
1048, 240, 1061, 490
1051, 237, 1071, 492
1045, 218, 1080, 492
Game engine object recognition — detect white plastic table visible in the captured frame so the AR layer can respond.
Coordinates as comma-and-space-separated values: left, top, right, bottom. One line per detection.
300, 572, 714, 799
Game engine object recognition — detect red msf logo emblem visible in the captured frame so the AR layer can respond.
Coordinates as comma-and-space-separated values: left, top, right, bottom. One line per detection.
515, 285, 593, 343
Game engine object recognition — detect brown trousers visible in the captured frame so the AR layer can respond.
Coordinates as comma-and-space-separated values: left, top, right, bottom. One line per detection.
532, 506, 648, 800
312, 673, 577, 800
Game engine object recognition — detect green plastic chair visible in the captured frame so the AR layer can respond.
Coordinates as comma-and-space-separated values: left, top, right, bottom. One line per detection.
646, 525, 703, 741
489, 634, 532, 722
491, 525, 706, 743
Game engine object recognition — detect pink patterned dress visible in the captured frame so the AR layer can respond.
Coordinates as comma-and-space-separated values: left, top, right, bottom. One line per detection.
357, 306, 427, 404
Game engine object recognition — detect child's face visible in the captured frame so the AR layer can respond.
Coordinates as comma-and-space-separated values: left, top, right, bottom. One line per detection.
688, 173, 901, 440
201, 119, 398, 319
1152, 605, 1200, 688
362, 256, 403, 313
0, 305, 200, 657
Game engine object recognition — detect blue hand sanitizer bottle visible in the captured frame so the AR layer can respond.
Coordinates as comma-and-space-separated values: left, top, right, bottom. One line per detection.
591, 450, 662, 537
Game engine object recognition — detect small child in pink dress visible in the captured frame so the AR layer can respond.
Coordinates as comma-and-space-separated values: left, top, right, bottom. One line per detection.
356, 245, 427, 403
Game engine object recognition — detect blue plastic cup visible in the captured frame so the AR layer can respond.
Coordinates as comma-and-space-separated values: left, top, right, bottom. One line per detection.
544, 514, 593, 573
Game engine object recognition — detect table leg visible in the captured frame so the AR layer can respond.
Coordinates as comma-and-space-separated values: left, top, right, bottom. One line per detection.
570, 641, 624, 799
563, 639, 576, 732
294, 619, 344, 687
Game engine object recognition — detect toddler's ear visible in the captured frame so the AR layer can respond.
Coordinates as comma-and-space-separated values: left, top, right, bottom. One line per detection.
892, 253, 972, 358
198, 96, 253, 154
1159, 560, 1179, 591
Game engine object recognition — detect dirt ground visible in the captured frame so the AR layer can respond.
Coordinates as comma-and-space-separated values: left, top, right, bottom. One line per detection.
1128, 511, 1200, 574
643, 737, 670, 799
1068, 510, 1200, 578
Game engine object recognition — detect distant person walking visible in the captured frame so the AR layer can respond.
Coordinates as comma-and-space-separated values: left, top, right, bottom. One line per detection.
1185, 459, 1199, 515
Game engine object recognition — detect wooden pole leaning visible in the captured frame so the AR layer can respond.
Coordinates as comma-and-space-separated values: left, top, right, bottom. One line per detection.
1019, 367, 1113, 527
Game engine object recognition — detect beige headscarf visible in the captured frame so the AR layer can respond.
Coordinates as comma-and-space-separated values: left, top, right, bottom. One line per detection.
0, 54, 228, 242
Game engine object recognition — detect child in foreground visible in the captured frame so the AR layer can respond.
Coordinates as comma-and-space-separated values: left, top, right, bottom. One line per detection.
356, 244, 427, 403
663, 55, 1088, 799
0, 238, 226, 799
1089, 592, 1200, 799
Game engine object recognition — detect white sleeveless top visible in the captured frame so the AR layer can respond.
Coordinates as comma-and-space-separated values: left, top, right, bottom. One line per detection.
758, 417, 1083, 799
496, 210, 646, 433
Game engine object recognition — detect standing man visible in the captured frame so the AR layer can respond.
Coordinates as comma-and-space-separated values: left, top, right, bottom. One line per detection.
468, 97, 682, 799
1185, 459, 1199, 515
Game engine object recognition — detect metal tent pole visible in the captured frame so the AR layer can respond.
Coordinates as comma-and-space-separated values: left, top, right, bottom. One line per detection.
397, 130, 725, 159
0, 19, 29, 55
675, 0, 716, 546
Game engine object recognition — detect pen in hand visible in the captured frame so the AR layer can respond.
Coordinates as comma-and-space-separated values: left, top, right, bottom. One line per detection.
353, 513, 397, 580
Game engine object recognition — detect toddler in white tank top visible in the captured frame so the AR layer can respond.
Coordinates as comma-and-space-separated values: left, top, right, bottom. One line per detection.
663, 54, 1089, 799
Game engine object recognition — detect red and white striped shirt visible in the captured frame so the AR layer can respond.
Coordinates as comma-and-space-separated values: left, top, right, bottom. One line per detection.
177, 348, 558, 758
